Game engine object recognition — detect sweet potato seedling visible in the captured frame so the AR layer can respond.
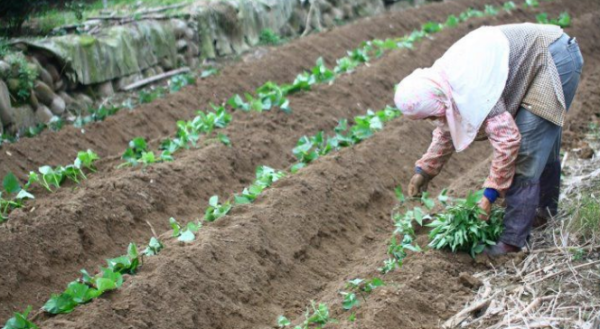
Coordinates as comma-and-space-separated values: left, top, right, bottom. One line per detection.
2, 306, 38, 329
279, 301, 336, 329
204, 195, 232, 222
143, 237, 164, 256
340, 277, 384, 311
235, 166, 285, 205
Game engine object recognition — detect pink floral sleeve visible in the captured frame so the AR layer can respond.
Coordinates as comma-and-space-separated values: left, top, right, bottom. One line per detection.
416, 111, 521, 195
482, 111, 521, 195
415, 126, 455, 177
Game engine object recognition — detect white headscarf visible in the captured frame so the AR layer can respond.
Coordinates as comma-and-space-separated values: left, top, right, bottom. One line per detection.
395, 26, 510, 152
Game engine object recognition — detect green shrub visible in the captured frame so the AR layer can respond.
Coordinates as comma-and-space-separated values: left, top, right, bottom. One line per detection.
259, 29, 281, 45
2, 52, 38, 102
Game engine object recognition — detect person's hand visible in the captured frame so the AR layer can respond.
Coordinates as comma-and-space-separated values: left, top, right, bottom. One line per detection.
478, 196, 492, 221
408, 174, 429, 197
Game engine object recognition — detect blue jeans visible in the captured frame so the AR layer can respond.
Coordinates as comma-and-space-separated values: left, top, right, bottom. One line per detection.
501, 33, 584, 248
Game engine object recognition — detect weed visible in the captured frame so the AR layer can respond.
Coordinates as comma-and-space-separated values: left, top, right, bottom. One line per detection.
2, 52, 38, 102
259, 29, 282, 45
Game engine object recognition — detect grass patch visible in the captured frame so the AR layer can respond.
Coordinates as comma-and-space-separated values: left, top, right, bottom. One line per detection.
566, 193, 600, 240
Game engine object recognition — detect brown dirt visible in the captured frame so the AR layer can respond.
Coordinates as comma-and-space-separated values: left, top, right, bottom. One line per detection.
1, 0, 599, 327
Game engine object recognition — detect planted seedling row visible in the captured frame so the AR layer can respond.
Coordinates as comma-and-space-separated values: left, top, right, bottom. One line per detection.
0, 150, 99, 223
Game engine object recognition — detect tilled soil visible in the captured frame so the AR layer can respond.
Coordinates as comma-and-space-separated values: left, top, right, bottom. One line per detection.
1, 0, 600, 327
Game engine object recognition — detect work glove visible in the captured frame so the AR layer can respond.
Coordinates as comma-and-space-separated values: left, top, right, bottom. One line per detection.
408, 173, 429, 197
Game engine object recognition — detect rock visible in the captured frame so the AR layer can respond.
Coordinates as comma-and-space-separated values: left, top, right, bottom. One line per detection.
342, 4, 354, 19
95, 81, 114, 98
11, 104, 36, 134
160, 57, 174, 70
322, 14, 335, 27
6, 79, 20, 93
113, 77, 128, 92
50, 96, 66, 115
143, 68, 157, 79
0, 61, 10, 77
46, 64, 61, 83
74, 93, 94, 110
35, 105, 54, 124
29, 92, 40, 108
331, 7, 344, 21
58, 91, 76, 105
172, 19, 188, 38
38, 67, 55, 90
184, 27, 195, 41
34, 81, 57, 106
54, 78, 66, 92
319, 0, 333, 13
187, 57, 199, 69
188, 43, 200, 57
0, 80, 15, 124
176, 39, 188, 52
458, 272, 482, 289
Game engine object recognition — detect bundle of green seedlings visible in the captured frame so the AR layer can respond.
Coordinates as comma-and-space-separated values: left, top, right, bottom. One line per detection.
0, 150, 99, 223
427, 191, 504, 257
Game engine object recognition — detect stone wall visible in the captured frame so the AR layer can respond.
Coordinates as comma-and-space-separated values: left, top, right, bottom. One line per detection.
0, 0, 388, 136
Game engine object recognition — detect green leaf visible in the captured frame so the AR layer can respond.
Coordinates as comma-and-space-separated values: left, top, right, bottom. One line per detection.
3, 306, 39, 329
43, 293, 77, 314
277, 315, 291, 327
144, 237, 164, 256
128, 243, 139, 260
3, 173, 21, 194
200, 67, 218, 78
94, 278, 117, 293
15, 189, 34, 200
209, 195, 219, 207
218, 133, 231, 147
290, 162, 306, 174
395, 186, 405, 203
341, 292, 359, 310
178, 230, 196, 242
169, 217, 182, 237
421, 192, 435, 210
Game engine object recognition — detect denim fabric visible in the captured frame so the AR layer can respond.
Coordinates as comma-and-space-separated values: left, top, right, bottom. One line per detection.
501, 33, 584, 247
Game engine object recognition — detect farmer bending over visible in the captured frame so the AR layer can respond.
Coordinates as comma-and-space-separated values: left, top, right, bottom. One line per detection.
394, 23, 583, 256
